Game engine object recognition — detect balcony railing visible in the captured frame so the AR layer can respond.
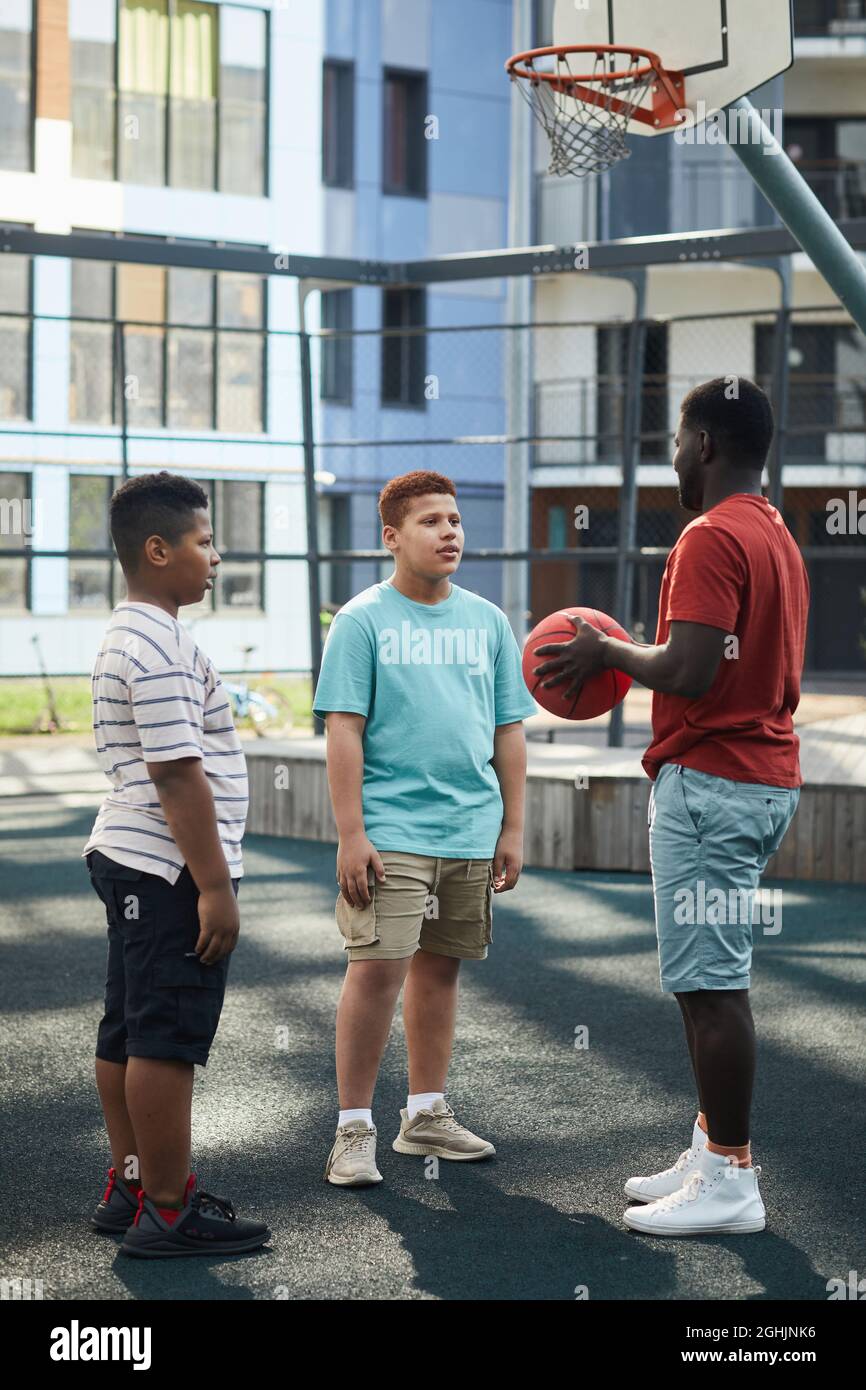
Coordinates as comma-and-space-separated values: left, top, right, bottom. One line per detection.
795, 1, 866, 37
533, 372, 866, 468
788, 159, 866, 220
535, 154, 866, 246
535, 157, 774, 244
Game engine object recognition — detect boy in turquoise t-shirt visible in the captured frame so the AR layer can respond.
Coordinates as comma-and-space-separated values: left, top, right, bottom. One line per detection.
313, 470, 536, 1186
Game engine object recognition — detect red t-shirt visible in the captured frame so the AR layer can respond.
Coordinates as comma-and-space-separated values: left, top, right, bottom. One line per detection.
642, 494, 810, 787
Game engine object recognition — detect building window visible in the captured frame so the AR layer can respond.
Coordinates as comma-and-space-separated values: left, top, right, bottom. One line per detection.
70, 256, 114, 424
596, 323, 668, 460
168, 1, 217, 191
185, 479, 263, 613
381, 288, 426, 407
216, 267, 266, 431
219, 4, 267, 195
118, 252, 168, 427
755, 320, 866, 459
795, 1, 866, 38
215, 479, 263, 609
322, 59, 354, 188
118, 0, 169, 186
93, 0, 267, 193
69, 236, 266, 433
320, 290, 353, 403
0, 0, 32, 172
636, 509, 680, 547
0, 247, 31, 421
69, 474, 119, 610
70, 0, 116, 179
785, 116, 866, 220
579, 508, 619, 547
319, 492, 351, 607
383, 68, 427, 197
167, 266, 214, 428
0, 472, 30, 611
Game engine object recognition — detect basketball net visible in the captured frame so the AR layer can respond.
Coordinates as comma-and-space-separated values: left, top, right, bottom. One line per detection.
508, 49, 669, 177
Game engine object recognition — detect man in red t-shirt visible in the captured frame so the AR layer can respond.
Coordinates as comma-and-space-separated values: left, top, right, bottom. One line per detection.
534, 377, 809, 1238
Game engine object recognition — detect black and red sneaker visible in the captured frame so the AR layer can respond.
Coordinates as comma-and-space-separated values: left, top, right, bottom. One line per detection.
120, 1174, 271, 1259
91, 1167, 142, 1234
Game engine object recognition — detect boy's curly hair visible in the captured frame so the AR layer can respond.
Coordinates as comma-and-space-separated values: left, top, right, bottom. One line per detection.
378, 471, 458, 530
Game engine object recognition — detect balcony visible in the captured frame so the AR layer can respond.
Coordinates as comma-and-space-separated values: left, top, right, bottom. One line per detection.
795, 1, 866, 38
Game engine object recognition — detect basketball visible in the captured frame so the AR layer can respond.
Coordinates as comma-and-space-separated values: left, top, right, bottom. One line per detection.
522, 607, 633, 720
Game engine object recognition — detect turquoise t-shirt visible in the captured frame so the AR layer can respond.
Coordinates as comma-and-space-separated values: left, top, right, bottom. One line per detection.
312, 579, 537, 857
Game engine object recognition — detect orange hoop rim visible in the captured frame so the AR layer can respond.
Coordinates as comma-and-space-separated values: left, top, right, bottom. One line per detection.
505, 43, 666, 88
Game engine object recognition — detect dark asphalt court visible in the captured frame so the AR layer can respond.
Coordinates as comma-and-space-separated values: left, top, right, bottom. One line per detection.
1, 795, 864, 1302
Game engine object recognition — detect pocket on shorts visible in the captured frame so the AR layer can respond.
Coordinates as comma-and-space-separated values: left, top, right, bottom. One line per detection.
153, 953, 224, 1041
677, 768, 713, 837
335, 875, 380, 950
153, 954, 223, 988
88, 855, 148, 925
761, 788, 799, 861
483, 863, 494, 946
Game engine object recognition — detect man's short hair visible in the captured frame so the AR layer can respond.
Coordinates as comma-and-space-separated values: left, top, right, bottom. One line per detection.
680, 377, 774, 466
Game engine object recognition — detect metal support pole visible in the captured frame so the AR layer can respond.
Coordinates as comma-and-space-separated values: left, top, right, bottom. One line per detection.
503, 0, 534, 643
767, 258, 792, 512
113, 320, 129, 481
608, 271, 647, 749
726, 98, 866, 334
298, 282, 324, 736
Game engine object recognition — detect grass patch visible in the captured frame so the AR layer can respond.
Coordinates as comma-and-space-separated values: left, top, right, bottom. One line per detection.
0, 674, 314, 736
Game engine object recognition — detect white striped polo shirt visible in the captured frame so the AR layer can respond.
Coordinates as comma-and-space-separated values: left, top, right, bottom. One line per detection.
81, 601, 247, 884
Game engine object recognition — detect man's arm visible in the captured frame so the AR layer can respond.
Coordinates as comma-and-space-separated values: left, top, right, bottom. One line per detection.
146, 758, 239, 964
324, 711, 385, 908
536, 522, 744, 701
603, 620, 728, 698
534, 618, 728, 701
490, 721, 527, 892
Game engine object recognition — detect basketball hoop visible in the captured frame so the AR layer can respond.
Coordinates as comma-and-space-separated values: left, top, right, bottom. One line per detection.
506, 45, 686, 177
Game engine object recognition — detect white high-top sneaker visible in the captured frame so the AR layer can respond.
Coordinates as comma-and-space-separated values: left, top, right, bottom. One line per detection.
624, 1120, 707, 1203
623, 1145, 767, 1236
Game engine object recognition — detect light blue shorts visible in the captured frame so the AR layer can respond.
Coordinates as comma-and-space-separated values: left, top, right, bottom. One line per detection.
648, 763, 800, 994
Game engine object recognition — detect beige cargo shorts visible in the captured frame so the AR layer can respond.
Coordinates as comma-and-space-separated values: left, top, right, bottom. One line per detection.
334, 851, 494, 962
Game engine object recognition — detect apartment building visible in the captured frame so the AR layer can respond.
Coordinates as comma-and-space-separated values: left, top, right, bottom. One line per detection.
0, 0, 512, 677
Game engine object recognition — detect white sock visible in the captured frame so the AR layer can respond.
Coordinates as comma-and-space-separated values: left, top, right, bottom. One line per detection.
339, 1108, 373, 1129
407, 1091, 444, 1119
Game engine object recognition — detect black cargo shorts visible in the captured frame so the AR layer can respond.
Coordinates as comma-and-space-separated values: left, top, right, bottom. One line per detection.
87, 849, 240, 1067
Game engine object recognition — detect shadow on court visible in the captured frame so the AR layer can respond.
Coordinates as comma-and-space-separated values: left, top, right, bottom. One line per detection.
1, 797, 863, 1301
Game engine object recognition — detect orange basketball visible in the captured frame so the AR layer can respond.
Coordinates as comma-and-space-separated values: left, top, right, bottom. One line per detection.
522, 607, 633, 720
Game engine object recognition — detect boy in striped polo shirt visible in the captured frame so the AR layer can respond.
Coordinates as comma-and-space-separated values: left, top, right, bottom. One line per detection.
82, 471, 269, 1258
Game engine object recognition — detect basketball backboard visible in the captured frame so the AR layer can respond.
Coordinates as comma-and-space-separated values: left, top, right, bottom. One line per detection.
553, 0, 794, 136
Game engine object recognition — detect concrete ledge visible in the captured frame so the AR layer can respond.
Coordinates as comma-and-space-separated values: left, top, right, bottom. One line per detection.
244, 740, 866, 884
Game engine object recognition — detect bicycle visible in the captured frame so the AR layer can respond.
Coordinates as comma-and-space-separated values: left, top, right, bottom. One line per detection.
223, 646, 294, 738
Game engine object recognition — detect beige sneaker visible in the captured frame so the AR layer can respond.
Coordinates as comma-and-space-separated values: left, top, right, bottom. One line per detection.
324, 1120, 383, 1186
392, 1098, 495, 1161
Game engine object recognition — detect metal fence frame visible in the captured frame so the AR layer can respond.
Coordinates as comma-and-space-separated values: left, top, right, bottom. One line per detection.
2, 223, 866, 740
